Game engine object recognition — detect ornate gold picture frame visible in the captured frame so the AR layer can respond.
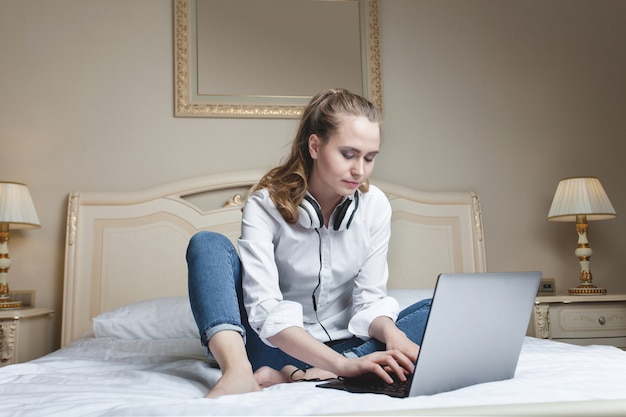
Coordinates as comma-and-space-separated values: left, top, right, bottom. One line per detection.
174, 0, 382, 118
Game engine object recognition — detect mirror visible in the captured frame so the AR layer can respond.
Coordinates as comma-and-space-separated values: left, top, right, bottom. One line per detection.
174, 0, 382, 118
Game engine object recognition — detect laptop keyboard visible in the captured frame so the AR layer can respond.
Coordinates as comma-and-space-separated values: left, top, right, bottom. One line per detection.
325, 372, 414, 398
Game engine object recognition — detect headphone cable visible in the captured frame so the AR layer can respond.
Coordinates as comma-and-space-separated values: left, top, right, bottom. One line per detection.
312, 228, 332, 342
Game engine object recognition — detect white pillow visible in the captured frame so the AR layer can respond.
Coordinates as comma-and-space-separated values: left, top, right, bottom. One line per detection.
93, 296, 199, 340
387, 288, 434, 310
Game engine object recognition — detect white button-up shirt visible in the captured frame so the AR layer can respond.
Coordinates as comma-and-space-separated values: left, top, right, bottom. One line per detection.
238, 185, 399, 347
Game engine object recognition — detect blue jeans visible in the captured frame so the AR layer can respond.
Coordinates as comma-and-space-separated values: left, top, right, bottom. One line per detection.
187, 231, 431, 371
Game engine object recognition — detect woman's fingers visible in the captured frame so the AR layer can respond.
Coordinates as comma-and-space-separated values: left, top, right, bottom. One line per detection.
366, 350, 413, 383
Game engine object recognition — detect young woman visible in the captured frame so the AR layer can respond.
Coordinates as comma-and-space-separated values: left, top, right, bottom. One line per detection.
186, 88, 431, 398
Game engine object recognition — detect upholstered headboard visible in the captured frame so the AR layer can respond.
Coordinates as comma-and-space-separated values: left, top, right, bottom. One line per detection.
61, 170, 486, 346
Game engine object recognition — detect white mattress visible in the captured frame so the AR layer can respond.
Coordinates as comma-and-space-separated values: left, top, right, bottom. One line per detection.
2, 335, 626, 416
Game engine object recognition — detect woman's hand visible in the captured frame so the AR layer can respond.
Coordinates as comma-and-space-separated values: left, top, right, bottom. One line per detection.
369, 316, 420, 363
337, 349, 415, 384
384, 330, 419, 363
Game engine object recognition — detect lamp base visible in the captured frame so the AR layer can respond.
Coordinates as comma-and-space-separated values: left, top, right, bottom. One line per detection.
568, 285, 607, 295
0, 298, 23, 309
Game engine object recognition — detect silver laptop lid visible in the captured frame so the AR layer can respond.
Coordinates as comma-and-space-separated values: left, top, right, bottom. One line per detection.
409, 271, 541, 397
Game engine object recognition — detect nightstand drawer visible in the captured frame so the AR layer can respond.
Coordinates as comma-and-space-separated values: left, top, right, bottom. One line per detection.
550, 302, 626, 339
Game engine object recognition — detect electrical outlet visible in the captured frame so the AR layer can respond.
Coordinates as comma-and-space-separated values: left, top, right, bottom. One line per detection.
537, 278, 556, 295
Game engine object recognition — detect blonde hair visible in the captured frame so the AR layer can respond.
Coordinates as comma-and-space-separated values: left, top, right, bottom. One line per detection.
255, 88, 381, 223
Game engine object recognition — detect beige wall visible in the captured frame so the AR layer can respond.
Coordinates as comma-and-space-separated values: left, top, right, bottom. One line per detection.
1, 0, 624, 349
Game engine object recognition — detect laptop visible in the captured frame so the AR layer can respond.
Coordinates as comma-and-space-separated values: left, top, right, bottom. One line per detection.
317, 271, 541, 397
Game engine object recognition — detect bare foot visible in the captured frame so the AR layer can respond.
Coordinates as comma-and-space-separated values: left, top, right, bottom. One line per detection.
254, 366, 290, 388
204, 330, 261, 398
206, 365, 261, 398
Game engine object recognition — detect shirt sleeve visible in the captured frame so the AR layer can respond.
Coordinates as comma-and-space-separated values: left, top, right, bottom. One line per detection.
238, 191, 305, 347
347, 187, 400, 339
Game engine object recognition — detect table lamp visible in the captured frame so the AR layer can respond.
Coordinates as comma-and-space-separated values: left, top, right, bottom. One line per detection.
547, 177, 616, 295
0, 182, 41, 309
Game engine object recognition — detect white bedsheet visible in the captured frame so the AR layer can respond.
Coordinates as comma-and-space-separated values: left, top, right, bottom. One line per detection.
1, 336, 626, 416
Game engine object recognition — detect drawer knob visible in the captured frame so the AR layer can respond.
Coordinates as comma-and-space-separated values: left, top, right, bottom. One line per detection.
598, 316, 606, 325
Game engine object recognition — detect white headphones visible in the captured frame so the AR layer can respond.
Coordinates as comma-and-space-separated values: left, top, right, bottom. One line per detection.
297, 192, 360, 231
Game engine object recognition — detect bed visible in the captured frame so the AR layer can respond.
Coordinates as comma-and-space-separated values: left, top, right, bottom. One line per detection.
1, 169, 626, 416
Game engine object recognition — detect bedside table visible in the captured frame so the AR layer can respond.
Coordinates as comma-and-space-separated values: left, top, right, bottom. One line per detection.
530, 294, 626, 349
0, 307, 55, 366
